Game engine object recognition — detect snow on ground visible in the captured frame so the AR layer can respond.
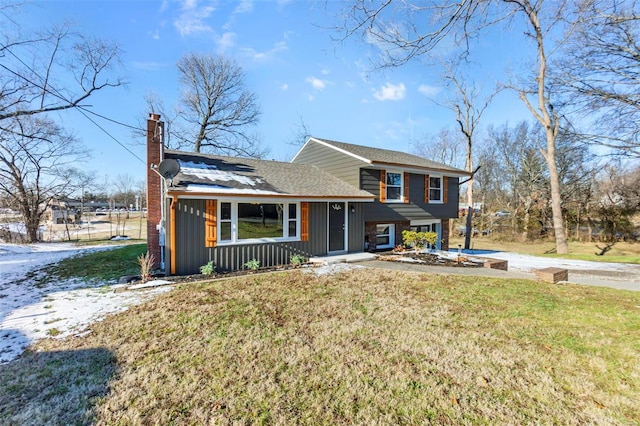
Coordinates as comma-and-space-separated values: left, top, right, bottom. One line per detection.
468, 250, 634, 273
305, 262, 365, 276
0, 243, 172, 364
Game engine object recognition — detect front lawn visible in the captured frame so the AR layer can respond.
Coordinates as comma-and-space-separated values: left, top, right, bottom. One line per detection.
1, 268, 638, 424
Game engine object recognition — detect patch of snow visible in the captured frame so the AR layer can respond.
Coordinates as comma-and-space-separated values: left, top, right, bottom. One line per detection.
178, 160, 217, 170
181, 184, 282, 195
0, 243, 172, 364
458, 250, 634, 273
0, 222, 46, 236
127, 279, 173, 290
180, 163, 263, 187
305, 263, 365, 276
395, 256, 423, 263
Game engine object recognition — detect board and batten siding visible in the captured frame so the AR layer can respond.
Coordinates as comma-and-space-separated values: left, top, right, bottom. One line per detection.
292, 140, 364, 187
360, 169, 460, 221
348, 202, 366, 252
169, 199, 329, 275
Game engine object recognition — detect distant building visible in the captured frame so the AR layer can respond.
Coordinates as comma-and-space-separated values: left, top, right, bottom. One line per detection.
44, 200, 77, 224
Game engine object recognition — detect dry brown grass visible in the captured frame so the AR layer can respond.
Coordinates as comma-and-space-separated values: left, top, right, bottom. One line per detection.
2, 269, 639, 424
41, 212, 147, 243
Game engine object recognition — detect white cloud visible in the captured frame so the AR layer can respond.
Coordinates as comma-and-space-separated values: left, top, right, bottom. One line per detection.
173, 0, 216, 36
373, 82, 406, 101
149, 29, 160, 40
216, 32, 236, 52
306, 77, 327, 90
280, 84, 289, 91
233, 0, 253, 14
132, 61, 169, 71
242, 41, 288, 61
418, 84, 440, 97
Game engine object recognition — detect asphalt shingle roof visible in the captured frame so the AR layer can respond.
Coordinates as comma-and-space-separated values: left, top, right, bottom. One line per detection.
311, 137, 470, 175
164, 150, 373, 199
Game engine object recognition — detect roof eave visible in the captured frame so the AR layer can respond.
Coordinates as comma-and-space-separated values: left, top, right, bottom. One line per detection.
166, 189, 375, 201
370, 160, 471, 177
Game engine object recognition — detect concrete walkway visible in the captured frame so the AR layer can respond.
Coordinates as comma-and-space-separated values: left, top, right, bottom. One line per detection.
358, 260, 640, 292
310, 252, 640, 292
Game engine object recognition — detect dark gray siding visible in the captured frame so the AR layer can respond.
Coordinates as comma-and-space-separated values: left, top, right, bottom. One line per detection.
170, 200, 329, 275
348, 202, 366, 252
293, 141, 363, 187
360, 169, 460, 222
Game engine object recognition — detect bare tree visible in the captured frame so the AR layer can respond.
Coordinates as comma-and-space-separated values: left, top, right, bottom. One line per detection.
556, 0, 640, 157
486, 121, 549, 239
435, 66, 500, 207
0, 116, 87, 242
286, 114, 312, 147
0, 3, 123, 241
175, 53, 266, 157
113, 173, 136, 211
591, 162, 639, 250
339, 0, 581, 253
0, 9, 123, 124
412, 127, 465, 169
437, 67, 500, 248
140, 91, 181, 149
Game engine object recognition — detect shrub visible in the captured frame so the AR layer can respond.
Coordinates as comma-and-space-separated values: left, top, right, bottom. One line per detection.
290, 254, 306, 267
199, 261, 216, 275
244, 259, 260, 270
402, 230, 437, 250
137, 252, 155, 283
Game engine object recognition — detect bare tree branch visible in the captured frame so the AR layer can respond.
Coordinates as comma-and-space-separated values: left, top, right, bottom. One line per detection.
174, 53, 266, 158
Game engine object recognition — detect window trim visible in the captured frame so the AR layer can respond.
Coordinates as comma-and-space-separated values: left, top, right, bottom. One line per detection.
428, 175, 444, 204
375, 223, 395, 249
216, 200, 301, 245
382, 169, 405, 204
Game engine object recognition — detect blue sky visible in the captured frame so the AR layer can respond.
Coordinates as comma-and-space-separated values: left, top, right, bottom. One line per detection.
21, 0, 533, 187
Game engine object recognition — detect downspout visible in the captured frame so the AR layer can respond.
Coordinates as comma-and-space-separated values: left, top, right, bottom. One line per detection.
170, 195, 177, 275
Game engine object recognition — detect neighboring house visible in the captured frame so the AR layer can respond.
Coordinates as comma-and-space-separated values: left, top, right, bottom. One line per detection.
44, 200, 77, 225
145, 115, 470, 275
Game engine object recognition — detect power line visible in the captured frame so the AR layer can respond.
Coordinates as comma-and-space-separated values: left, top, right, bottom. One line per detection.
1, 41, 147, 164
77, 106, 144, 132
77, 108, 146, 164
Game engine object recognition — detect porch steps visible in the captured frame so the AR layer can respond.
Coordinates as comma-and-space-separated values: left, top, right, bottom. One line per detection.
309, 252, 376, 265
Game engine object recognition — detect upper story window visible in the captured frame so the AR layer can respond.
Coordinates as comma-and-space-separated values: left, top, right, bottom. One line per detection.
386, 172, 402, 201
380, 170, 409, 203
429, 176, 443, 203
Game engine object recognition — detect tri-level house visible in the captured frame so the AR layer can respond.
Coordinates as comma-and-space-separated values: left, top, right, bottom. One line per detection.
146, 114, 470, 275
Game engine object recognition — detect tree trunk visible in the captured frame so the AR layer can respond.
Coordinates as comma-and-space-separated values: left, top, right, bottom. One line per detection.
522, 196, 532, 241
25, 214, 40, 243
544, 128, 569, 254
464, 206, 473, 249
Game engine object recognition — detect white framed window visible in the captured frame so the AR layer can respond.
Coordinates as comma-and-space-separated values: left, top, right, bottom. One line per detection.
376, 224, 395, 249
386, 172, 402, 201
220, 202, 232, 241
429, 176, 443, 203
218, 200, 299, 244
410, 219, 441, 249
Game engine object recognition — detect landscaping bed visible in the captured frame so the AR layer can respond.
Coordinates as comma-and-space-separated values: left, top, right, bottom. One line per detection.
376, 249, 485, 268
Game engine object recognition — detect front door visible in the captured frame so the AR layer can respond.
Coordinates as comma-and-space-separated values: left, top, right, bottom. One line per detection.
328, 202, 346, 252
